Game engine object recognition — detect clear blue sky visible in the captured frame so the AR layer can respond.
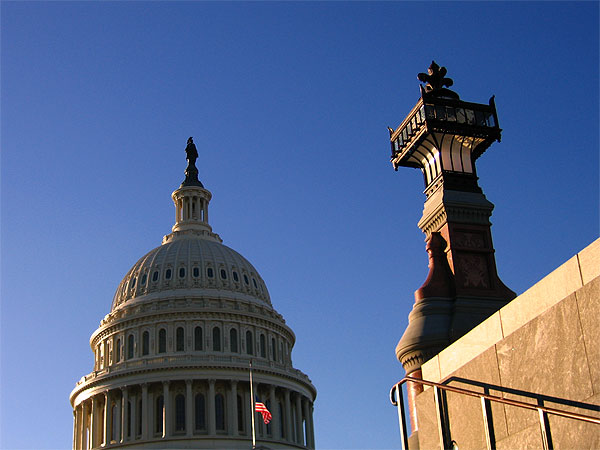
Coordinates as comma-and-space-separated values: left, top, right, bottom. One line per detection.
1, 2, 598, 449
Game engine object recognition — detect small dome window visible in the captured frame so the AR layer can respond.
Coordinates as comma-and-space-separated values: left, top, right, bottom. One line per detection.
193, 267, 200, 278
131, 277, 136, 289
152, 270, 159, 282
252, 278, 257, 289
179, 267, 186, 278
233, 271, 239, 282
141, 273, 147, 285
165, 269, 172, 280
243, 274, 249, 285
220, 269, 227, 280
207, 268, 214, 278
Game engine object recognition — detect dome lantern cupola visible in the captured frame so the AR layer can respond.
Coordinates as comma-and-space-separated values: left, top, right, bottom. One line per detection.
163, 137, 222, 244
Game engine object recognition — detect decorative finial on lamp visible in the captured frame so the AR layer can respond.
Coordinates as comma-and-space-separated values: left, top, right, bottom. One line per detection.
417, 61, 459, 99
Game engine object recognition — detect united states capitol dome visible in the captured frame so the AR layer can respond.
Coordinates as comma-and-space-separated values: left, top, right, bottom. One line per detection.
111, 237, 272, 312
70, 138, 316, 450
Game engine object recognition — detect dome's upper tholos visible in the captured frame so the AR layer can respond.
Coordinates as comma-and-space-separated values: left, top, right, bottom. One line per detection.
111, 236, 271, 311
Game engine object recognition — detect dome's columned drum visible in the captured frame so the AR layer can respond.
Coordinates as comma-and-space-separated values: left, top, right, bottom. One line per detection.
70, 139, 316, 449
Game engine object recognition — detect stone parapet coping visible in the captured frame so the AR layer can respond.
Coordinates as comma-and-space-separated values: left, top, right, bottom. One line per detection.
421, 237, 600, 385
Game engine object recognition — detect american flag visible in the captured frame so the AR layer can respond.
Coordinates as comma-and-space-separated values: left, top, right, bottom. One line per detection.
255, 399, 272, 424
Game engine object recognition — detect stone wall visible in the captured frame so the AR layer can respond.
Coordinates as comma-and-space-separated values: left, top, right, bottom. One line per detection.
414, 238, 600, 450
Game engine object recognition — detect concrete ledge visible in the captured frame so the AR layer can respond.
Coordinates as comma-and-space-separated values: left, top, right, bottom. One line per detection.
420, 238, 599, 385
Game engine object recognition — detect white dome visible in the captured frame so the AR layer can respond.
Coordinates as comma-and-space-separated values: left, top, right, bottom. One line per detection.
111, 236, 271, 311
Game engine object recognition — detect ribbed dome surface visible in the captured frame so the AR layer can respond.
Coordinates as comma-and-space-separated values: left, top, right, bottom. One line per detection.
111, 236, 271, 311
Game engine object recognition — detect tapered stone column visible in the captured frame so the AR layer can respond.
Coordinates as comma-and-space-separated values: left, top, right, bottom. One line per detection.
120, 388, 128, 443
81, 402, 88, 450
103, 392, 110, 446
230, 380, 238, 436
185, 380, 193, 437
141, 384, 148, 440
208, 379, 216, 435
130, 393, 137, 439
270, 385, 279, 439
90, 396, 97, 448
295, 394, 303, 445
302, 397, 310, 448
162, 381, 170, 438
73, 409, 78, 450
308, 402, 315, 448
114, 393, 121, 444
284, 389, 292, 443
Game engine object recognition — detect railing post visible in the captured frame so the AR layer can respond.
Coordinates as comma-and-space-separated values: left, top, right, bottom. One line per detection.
433, 386, 450, 450
538, 408, 553, 450
480, 396, 495, 450
390, 383, 409, 450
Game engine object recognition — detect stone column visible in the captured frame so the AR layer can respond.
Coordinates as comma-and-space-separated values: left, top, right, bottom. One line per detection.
90, 396, 97, 448
244, 389, 251, 436
80, 402, 88, 450
141, 384, 148, 440
230, 380, 238, 436
103, 392, 110, 446
308, 402, 315, 448
270, 385, 279, 439
130, 393, 137, 440
114, 393, 121, 444
73, 409, 78, 450
185, 380, 193, 437
295, 394, 303, 445
284, 389, 292, 443
302, 397, 311, 448
120, 387, 128, 443
208, 379, 216, 435
162, 381, 170, 438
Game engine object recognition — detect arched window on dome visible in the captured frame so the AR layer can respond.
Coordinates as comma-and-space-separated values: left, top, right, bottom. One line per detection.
142, 331, 149, 356
155, 395, 164, 435
271, 338, 277, 361
260, 334, 266, 358
179, 267, 186, 279
116, 338, 121, 363
230, 328, 238, 353
158, 329, 166, 354
233, 271, 239, 282
175, 394, 185, 432
127, 334, 134, 359
176, 327, 185, 352
215, 394, 225, 431
141, 273, 147, 286
212, 327, 221, 352
220, 268, 227, 280
165, 268, 172, 280
152, 270, 159, 282
246, 331, 253, 356
192, 267, 200, 278
194, 326, 203, 351
207, 267, 214, 278
194, 393, 206, 431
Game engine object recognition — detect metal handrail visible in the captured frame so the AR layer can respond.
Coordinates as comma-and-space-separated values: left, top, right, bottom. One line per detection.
390, 376, 600, 450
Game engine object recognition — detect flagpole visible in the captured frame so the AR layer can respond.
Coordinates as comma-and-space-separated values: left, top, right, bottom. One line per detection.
250, 360, 256, 449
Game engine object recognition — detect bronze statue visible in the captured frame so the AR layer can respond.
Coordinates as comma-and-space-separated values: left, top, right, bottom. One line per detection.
185, 137, 198, 168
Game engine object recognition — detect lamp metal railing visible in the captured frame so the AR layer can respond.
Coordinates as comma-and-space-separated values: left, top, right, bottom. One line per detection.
390, 376, 600, 450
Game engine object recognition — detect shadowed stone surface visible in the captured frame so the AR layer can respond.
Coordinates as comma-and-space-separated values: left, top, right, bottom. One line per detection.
495, 423, 543, 450
444, 347, 508, 450
575, 276, 600, 395
415, 387, 440, 450
547, 392, 600, 450
496, 293, 592, 435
